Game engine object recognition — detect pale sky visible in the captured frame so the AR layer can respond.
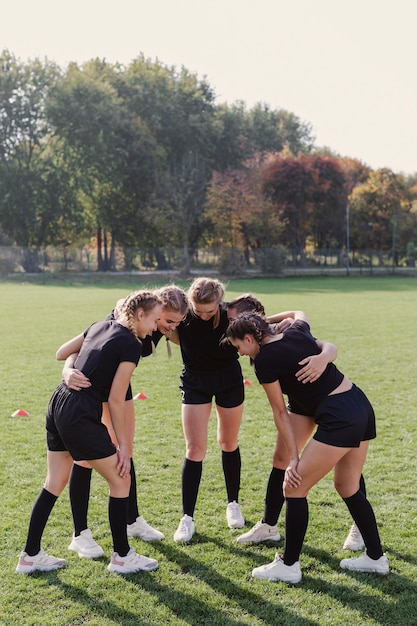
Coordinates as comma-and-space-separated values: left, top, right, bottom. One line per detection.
2, 0, 416, 174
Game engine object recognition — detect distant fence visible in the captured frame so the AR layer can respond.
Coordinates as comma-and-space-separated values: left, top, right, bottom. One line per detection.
0, 245, 416, 279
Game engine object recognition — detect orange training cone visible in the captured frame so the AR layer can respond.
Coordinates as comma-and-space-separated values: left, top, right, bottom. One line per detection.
243, 379, 252, 385
11, 409, 29, 417
134, 392, 148, 400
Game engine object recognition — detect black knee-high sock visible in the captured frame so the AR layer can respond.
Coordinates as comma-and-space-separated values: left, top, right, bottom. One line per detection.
127, 458, 140, 525
222, 447, 241, 503
108, 496, 130, 557
182, 458, 202, 517
263, 467, 285, 526
283, 497, 309, 566
24, 489, 58, 556
69, 464, 92, 536
343, 490, 383, 559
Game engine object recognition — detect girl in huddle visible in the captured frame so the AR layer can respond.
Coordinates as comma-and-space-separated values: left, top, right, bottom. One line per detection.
227, 294, 366, 553
58, 285, 189, 558
225, 312, 388, 583
169, 277, 246, 542
17, 291, 162, 575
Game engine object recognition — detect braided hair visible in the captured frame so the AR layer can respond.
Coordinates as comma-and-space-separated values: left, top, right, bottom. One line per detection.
154, 284, 189, 317
188, 277, 225, 329
119, 290, 162, 340
226, 313, 276, 348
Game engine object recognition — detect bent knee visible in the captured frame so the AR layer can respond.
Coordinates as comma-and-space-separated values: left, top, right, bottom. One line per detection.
272, 451, 290, 467
284, 484, 310, 499
334, 476, 361, 499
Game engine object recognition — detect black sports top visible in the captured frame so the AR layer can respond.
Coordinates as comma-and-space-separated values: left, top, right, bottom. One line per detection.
75, 320, 142, 402
177, 302, 239, 371
254, 320, 344, 415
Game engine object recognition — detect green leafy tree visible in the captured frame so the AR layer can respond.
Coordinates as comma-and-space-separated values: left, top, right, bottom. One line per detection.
47, 58, 162, 269
0, 51, 84, 270
349, 168, 414, 264
246, 103, 314, 156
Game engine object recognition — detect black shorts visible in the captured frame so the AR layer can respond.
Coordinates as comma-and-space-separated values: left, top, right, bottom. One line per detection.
313, 384, 376, 448
180, 362, 244, 408
46, 383, 117, 461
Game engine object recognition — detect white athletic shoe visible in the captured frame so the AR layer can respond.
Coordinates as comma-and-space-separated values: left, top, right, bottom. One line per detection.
173, 515, 195, 542
127, 516, 165, 541
343, 523, 365, 551
68, 529, 105, 558
340, 551, 389, 575
16, 549, 66, 574
107, 547, 158, 574
252, 553, 302, 583
236, 520, 280, 544
226, 501, 245, 529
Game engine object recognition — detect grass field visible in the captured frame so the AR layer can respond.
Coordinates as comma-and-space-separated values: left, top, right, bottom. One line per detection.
1, 276, 416, 626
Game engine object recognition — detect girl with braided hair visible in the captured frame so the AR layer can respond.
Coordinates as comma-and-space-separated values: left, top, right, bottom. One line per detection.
168, 277, 247, 542
227, 294, 366, 552
56, 285, 189, 557
17, 291, 162, 576
225, 312, 388, 583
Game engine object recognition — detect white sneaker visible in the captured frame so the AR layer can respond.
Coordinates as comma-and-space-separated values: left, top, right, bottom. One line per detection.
226, 501, 245, 529
237, 520, 280, 544
127, 516, 165, 541
68, 529, 105, 558
107, 547, 158, 574
173, 515, 195, 542
16, 549, 66, 574
340, 551, 389, 575
343, 523, 365, 551
252, 553, 302, 583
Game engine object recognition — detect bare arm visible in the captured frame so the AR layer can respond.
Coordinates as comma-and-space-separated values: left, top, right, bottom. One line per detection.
108, 361, 136, 478
56, 333, 84, 360
56, 334, 90, 389
262, 380, 301, 487
296, 340, 338, 384
267, 310, 309, 324
267, 310, 308, 333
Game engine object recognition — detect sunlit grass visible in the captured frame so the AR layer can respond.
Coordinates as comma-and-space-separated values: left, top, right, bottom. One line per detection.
0, 276, 416, 625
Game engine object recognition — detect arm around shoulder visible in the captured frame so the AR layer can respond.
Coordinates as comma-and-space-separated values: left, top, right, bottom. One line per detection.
56, 333, 85, 360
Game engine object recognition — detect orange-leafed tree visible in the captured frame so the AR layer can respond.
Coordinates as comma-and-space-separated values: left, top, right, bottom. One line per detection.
261, 153, 347, 264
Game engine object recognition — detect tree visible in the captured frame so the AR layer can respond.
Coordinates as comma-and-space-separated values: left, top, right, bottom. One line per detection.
204, 159, 284, 251
246, 103, 314, 156
349, 168, 414, 263
0, 51, 84, 270
261, 153, 348, 264
47, 58, 163, 269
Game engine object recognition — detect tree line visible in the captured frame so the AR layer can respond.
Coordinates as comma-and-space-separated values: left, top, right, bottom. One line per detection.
0, 49, 416, 273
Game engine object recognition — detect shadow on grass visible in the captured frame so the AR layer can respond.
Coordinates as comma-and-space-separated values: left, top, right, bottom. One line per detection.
171, 535, 417, 626
257, 543, 417, 626
302, 551, 417, 626
132, 536, 319, 626
26, 538, 416, 626
39, 548, 318, 626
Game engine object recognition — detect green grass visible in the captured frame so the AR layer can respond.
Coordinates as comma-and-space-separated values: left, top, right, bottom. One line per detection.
1, 276, 416, 625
